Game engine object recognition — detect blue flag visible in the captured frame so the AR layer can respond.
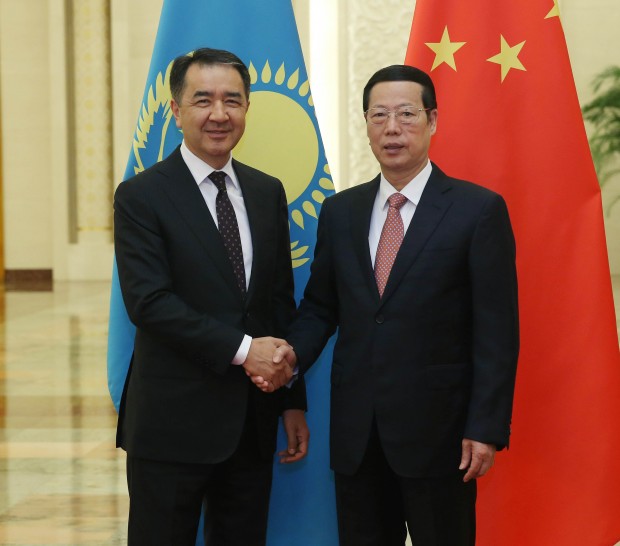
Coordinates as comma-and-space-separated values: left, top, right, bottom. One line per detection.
106, 1, 337, 544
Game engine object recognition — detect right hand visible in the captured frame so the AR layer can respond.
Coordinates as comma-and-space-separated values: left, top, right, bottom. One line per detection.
242, 337, 293, 391
249, 344, 298, 393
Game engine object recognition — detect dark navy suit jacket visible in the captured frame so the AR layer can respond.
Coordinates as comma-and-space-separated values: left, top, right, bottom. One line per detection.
114, 146, 305, 464
288, 163, 519, 477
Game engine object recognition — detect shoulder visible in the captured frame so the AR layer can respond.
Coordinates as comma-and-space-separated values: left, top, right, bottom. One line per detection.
232, 159, 286, 202
431, 163, 506, 206
116, 148, 183, 199
233, 159, 281, 186
322, 176, 380, 209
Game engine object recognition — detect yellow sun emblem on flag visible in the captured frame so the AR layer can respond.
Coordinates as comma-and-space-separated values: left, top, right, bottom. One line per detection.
235, 60, 334, 267
131, 62, 176, 174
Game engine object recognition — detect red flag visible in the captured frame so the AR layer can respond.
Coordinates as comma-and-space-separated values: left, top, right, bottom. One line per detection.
406, 1, 620, 545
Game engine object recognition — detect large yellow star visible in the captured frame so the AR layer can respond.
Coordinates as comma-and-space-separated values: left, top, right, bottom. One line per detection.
487, 35, 526, 82
545, 0, 560, 19
425, 26, 466, 71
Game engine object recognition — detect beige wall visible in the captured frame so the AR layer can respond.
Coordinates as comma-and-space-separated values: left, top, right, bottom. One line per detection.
0, 0, 54, 270
0, 0, 618, 279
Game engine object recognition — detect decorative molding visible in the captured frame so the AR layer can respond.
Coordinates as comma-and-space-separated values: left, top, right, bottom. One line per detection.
344, 0, 415, 188
70, 0, 113, 242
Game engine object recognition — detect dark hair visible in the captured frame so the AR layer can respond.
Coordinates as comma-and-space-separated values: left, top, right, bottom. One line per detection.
362, 65, 437, 113
170, 47, 251, 104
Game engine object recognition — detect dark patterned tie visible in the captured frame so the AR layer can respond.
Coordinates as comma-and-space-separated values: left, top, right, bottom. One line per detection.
374, 193, 408, 297
208, 171, 246, 295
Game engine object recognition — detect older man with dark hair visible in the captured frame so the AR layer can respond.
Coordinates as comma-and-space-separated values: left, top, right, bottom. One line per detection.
266, 64, 519, 545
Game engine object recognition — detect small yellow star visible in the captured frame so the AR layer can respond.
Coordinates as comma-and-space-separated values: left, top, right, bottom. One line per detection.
487, 35, 526, 82
425, 26, 466, 71
545, 0, 560, 19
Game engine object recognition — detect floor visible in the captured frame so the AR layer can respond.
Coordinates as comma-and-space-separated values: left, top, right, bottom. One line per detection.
0, 283, 127, 545
0, 278, 618, 546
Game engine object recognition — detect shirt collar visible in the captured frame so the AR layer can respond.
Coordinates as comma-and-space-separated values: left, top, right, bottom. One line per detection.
378, 160, 432, 208
180, 141, 239, 189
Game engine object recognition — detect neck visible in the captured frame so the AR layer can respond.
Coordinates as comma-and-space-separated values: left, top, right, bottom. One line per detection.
381, 159, 429, 191
183, 142, 230, 170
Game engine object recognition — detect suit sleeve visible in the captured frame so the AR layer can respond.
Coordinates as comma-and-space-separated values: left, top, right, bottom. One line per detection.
287, 198, 340, 374
113, 180, 245, 375
465, 193, 519, 448
271, 181, 308, 412
271, 181, 297, 338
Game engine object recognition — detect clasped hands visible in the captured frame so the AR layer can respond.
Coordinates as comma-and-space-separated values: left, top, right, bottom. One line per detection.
242, 337, 297, 393
243, 338, 307, 464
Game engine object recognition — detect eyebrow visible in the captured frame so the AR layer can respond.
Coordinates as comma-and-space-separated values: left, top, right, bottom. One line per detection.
370, 102, 417, 109
192, 90, 244, 100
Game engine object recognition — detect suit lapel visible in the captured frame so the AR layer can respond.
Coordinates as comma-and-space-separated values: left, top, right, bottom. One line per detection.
349, 176, 381, 300
157, 148, 242, 298
379, 165, 453, 304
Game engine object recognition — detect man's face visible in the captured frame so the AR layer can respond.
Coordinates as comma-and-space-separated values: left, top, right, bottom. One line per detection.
366, 80, 437, 184
171, 63, 249, 168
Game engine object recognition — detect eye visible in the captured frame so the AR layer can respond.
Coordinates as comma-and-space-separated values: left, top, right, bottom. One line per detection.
371, 110, 388, 119
399, 109, 416, 118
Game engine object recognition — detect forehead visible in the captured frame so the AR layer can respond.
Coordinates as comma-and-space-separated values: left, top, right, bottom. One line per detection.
182, 63, 246, 96
368, 80, 424, 107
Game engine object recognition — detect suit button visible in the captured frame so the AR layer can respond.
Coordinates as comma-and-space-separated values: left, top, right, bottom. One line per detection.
375, 314, 384, 324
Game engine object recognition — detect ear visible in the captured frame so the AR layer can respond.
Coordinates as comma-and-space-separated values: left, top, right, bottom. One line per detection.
428, 108, 438, 135
171, 99, 182, 129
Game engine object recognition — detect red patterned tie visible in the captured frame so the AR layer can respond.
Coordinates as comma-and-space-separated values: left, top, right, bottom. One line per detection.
209, 171, 246, 295
374, 193, 408, 297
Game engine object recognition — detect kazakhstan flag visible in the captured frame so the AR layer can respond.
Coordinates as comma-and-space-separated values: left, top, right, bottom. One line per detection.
106, 0, 337, 545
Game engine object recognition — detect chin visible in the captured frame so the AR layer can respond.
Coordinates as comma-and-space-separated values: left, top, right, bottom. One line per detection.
204, 145, 230, 157
381, 157, 405, 169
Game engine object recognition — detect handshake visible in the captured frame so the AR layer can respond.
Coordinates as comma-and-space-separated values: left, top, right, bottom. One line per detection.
242, 337, 297, 393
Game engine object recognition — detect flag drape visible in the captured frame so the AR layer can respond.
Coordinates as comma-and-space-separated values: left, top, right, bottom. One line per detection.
406, 1, 620, 544
106, 1, 338, 544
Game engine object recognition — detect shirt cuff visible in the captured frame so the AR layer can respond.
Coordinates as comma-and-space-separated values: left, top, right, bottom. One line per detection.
286, 365, 299, 388
231, 335, 252, 365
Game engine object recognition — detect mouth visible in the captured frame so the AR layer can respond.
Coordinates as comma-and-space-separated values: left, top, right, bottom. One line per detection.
383, 143, 404, 153
205, 128, 230, 139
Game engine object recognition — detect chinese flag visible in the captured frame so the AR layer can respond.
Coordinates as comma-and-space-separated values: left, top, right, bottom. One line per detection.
406, 1, 620, 545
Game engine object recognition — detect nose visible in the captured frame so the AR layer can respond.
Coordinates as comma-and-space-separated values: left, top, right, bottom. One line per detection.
209, 101, 228, 122
384, 112, 401, 134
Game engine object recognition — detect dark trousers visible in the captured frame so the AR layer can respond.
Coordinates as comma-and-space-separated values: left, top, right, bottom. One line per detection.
126, 400, 273, 546
335, 424, 476, 546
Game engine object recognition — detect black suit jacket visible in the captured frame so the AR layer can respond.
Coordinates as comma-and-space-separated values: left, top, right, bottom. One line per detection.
114, 147, 305, 465
287, 163, 519, 478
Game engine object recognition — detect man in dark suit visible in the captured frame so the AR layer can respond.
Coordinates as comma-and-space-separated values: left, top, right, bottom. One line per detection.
114, 47, 309, 546
264, 65, 519, 545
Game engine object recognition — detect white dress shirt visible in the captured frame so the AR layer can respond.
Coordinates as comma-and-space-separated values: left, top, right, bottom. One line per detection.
368, 160, 433, 266
180, 141, 252, 365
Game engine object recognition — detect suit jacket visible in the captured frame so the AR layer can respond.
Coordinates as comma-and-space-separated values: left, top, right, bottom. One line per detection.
114, 146, 305, 465
287, 163, 519, 478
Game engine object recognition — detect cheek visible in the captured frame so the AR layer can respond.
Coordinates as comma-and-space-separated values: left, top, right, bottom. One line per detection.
235, 118, 246, 135
367, 131, 381, 149
368, 140, 380, 154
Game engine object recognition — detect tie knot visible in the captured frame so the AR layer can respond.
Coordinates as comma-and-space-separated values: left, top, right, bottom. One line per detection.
388, 193, 408, 210
208, 171, 227, 192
